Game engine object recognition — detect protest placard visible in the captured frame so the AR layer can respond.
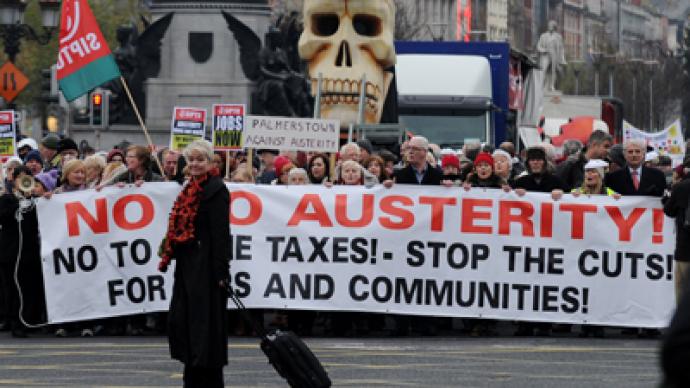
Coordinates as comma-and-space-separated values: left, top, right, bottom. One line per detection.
0, 110, 15, 157
170, 107, 207, 151
244, 116, 340, 152
37, 184, 676, 327
212, 104, 245, 151
624, 120, 685, 165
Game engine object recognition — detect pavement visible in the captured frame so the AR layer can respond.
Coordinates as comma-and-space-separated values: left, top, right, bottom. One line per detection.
0, 330, 663, 387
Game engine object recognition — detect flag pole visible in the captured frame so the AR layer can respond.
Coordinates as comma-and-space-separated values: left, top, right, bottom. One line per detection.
225, 150, 231, 180
119, 76, 164, 175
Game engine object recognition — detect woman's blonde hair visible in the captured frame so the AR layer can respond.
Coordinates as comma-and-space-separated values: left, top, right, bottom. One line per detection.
61, 159, 86, 184
101, 161, 125, 182
183, 139, 214, 162
231, 168, 255, 183
83, 154, 106, 172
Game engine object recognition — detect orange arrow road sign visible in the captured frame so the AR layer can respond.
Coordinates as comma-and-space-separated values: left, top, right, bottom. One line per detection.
0, 62, 29, 103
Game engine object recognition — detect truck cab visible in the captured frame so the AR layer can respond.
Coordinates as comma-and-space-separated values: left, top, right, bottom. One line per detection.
395, 54, 492, 148
393, 41, 509, 148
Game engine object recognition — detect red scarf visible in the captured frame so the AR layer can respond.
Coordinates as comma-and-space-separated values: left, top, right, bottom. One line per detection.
158, 168, 219, 272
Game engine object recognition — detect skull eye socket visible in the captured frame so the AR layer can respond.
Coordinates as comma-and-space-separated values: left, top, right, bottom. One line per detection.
312, 13, 340, 36
353, 14, 382, 37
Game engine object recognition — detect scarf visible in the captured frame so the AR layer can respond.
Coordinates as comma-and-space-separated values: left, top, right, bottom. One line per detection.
158, 168, 219, 272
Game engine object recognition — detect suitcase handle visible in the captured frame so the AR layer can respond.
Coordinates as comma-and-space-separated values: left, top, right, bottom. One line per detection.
227, 284, 268, 338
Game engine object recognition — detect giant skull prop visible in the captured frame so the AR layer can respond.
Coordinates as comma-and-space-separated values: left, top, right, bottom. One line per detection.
299, 0, 396, 127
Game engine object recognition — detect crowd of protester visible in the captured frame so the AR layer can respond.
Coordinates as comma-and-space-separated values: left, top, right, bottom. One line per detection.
1, 130, 689, 339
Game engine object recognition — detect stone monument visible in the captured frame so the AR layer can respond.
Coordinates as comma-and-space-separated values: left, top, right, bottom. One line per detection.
144, 0, 272, 140
68, 1, 271, 150
537, 20, 566, 93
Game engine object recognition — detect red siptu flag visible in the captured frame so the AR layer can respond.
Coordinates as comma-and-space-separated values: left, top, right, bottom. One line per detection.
56, 0, 120, 101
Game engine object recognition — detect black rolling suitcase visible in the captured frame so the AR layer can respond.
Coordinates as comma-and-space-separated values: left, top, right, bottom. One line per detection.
228, 286, 332, 388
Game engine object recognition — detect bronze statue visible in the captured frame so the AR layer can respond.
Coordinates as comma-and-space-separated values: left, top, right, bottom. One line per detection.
105, 13, 174, 124
222, 11, 312, 117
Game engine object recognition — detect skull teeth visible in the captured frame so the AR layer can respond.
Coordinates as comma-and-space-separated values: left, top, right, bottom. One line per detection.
313, 78, 382, 109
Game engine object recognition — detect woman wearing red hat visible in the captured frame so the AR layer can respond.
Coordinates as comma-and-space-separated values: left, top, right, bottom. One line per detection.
462, 152, 509, 191
440, 154, 462, 186
270, 155, 295, 185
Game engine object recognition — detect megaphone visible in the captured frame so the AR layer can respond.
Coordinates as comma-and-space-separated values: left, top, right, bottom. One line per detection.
16, 175, 35, 197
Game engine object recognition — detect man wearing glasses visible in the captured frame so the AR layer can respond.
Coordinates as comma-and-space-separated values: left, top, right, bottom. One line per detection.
390, 136, 443, 186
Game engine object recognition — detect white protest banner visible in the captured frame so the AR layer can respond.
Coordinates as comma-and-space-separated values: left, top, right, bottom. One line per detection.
37, 183, 180, 323
244, 115, 340, 152
0, 110, 15, 157
623, 120, 685, 165
212, 104, 245, 151
37, 184, 676, 327
170, 107, 207, 151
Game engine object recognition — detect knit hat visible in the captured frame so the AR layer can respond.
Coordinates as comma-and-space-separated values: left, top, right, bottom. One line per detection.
57, 138, 79, 154
584, 159, 608, 177
473, 152, 494, 167
526, 146, 547, 162
441, 154, 460, 169
492, 149, 513, 166
23, 150, 43, 166
107, 148, 125, 162
41, 135, 59, 150
273, 155, 293, 175
17, 137, 37, 151
34, 170, 58, 192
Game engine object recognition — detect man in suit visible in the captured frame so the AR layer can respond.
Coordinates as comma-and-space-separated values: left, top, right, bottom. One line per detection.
604, 139, 666, 197
605, 138, 665, 339
390, 136, 443, 185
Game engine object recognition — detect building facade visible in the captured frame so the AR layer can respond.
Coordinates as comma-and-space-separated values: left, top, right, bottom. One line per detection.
487, 0, 509, 41
396, 0, 508, 43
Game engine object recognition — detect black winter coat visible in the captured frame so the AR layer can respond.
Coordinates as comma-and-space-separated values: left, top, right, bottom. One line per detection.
113, 168, 163, 184
662, 285, 690, 386
604, 166, 666, 197
394, 163, 443, 185
0, 193, 46, 323
513, 173, 567, 192
0, 194, 41, 265
555, 153, 586, 191
167, 176, 230, 367
663, 178, 690, 261
467, 173, 506, 189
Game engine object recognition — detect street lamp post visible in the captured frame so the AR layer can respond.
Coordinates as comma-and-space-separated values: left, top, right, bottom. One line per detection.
649, 73, 653, 130
591, 52, 603, 97
0, 0, 60, 63
644, 60, 658, 131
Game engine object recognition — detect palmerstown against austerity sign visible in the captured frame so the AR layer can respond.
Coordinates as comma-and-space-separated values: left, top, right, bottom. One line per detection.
37, 184, 676, 327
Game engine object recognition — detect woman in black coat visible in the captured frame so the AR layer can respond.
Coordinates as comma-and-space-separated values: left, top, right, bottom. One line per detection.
0, 166, 46, 338
159, 140, 230, 388
663, 169, 690, 302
